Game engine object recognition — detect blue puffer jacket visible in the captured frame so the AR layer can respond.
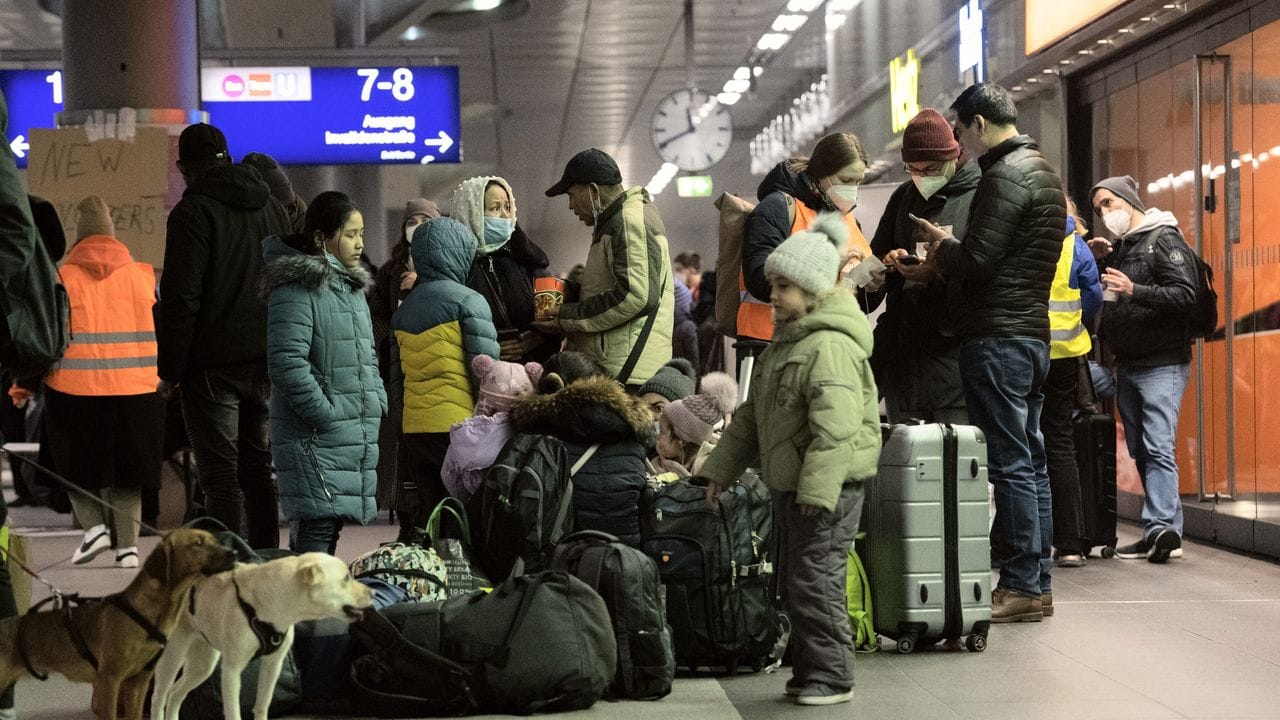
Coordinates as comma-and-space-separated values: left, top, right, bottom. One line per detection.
261, 237, 386, 524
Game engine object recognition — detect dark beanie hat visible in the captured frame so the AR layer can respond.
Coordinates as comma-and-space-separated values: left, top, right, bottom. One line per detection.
1089, 175, 1145, 213
179, 123, 230, 163
901, 109, 961, 163
241, 152, 293, 204
637, 358, 697, 403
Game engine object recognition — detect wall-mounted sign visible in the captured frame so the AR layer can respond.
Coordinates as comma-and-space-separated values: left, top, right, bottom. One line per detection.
203, 66, 460, 165
958, 0, 985, 83
676, 175, 713, 198
0, 65, 461, 167
1025, 0, 1127, 56
889, 49, 920, 133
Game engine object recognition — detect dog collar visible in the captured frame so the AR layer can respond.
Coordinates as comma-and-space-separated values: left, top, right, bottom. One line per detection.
231, 569, 287, 659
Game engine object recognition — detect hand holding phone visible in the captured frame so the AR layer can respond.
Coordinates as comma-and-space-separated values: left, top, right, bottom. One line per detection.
896, 255, 921, 266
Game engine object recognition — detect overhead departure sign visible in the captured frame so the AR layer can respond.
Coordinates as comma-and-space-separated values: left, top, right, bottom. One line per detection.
0, 65, 461, 167
203, 66, 461, 165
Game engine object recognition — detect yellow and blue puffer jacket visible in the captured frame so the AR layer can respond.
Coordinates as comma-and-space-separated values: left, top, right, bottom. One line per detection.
391, 217, 500, 433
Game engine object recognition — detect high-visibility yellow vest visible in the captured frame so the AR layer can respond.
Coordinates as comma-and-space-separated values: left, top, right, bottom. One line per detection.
736, 197, 870, 342
1049, 230, 1092, 360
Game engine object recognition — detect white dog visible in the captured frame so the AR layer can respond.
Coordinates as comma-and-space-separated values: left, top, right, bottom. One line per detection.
151, 553, 374, 720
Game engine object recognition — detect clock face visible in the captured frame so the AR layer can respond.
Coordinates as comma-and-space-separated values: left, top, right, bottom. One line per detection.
650, 88, 733, 172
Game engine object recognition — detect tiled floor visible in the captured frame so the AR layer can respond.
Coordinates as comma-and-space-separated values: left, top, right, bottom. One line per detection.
5, 489, 1280, 719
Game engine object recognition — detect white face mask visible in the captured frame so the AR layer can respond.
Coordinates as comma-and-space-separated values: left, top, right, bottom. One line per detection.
821, 178, 858, 214
1103, 209, 1132, 237
912, 175, 949, 200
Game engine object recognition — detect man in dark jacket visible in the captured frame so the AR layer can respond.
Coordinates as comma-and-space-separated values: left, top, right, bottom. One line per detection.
869, 108, 979, 424
916, 83, 1065, 622
1089, 175, 1198, 564
156, 123, 292, 549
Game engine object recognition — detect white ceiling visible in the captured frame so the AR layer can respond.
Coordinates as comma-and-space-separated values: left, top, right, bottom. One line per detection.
0, 0, 848, 270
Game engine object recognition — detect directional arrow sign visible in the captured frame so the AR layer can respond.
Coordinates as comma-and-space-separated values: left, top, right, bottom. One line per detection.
423, 130, 453, 155
9, 134, 29, 159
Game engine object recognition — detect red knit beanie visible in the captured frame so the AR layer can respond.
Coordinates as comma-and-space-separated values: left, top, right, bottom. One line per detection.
901, 108, 961, 162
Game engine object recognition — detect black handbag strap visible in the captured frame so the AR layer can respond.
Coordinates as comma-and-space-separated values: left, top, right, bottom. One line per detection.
616, 267, 667, 386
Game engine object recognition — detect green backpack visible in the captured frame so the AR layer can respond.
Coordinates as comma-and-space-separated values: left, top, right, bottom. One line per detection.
846, 534, 877, 653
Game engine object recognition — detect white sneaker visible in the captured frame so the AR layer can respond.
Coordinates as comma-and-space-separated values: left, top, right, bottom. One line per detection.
1170, 547, 1184, 559
115, 547, 139, 569
72, 526, 111, 564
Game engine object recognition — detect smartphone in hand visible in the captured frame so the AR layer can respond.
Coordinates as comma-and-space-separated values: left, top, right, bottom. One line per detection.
896, 255, 921, 266
907, 212, 922, 223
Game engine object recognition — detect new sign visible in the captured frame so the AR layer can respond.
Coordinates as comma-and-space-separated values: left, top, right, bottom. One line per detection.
0, 65, 461, 167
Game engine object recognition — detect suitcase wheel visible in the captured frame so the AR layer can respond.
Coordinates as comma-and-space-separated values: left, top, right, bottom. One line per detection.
1100, 546, 1116, 559
965, 633, 987, 653
895, 635, 917, 654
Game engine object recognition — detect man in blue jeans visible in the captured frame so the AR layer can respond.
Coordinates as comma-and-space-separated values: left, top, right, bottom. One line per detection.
1088, 175, 1198, 563
157, 124, 293, 549
915, 83, 1065, 622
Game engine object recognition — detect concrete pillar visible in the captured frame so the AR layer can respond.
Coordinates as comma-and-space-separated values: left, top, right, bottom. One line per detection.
60, 0, 201, 124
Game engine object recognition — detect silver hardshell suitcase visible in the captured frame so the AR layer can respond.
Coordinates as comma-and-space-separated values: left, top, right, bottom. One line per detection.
865, 423, 991, 653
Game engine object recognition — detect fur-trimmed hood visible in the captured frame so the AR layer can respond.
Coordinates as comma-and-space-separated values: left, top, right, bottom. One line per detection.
259, 235, 373, 298
510, 375, 656, 446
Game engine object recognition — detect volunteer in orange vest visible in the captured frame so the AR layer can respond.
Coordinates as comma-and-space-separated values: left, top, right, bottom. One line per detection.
741, 132, 877, 343
42, 195, 164, 570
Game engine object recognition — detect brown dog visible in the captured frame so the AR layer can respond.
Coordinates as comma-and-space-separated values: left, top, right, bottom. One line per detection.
0, 528, 237, 720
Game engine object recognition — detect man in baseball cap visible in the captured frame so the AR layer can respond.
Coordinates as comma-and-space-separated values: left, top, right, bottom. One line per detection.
534, 148, 674, 388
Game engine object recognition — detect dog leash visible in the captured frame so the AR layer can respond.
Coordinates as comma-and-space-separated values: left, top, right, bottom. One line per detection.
1, 446, 162, 538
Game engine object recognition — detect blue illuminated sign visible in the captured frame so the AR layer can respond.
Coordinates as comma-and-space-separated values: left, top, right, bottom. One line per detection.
0, 69, 63, 168
0, 65, 460, 168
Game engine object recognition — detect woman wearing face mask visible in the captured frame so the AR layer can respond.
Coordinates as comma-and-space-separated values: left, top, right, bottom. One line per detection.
741, 132, 874, 343
261, 191, 386, 554
866, 108, 980, 424
368, 198, 439, 513
450, 177, 557, 363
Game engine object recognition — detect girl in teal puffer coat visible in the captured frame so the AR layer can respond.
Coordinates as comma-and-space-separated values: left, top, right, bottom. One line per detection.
262, 191, 386, 554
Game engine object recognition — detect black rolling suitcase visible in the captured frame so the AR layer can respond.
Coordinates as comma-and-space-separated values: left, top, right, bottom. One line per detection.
1073, 413, 1118, 557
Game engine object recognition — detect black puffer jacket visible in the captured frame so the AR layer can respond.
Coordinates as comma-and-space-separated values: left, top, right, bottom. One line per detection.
932, 135, 1065, 342
157, 164, 292, 380
465, 225, 557, 363
509, 376, 655, 547
1097, 210, 1198, 367
743, 162, 831, 302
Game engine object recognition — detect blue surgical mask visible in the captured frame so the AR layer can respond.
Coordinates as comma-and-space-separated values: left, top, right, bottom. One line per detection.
482, 216, 515, 254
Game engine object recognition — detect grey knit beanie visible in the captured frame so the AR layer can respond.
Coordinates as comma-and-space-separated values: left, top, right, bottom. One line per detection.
663, 394, 723, 446
1089, 175, 1145, 213
763, 212, 849, 296
637, 358, 697, 402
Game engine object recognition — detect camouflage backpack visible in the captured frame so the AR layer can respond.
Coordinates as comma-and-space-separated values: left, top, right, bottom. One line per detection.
349, 543, 449, 603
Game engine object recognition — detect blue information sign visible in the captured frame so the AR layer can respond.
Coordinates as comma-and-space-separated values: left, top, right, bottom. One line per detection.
0, 69, 63, 169
0, 65, 461, 167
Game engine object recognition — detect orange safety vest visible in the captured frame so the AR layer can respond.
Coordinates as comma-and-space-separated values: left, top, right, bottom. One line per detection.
44, 239, 159, 397
736, 197, 871, 341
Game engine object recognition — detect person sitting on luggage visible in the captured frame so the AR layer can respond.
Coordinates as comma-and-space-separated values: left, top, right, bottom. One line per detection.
441, 355, 542, 502
636, 357, 697, 421
698, 213, 880, 707
653, 373, 738, 478
391, 217, 500, 539
508, 351, 653, 546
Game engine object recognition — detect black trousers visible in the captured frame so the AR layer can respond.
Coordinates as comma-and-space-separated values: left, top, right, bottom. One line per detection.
398, 432, 452, 535
1042, 356, 1087, 554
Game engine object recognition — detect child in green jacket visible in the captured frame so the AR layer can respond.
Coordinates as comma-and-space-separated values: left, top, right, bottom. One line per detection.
698, 212, 881, 706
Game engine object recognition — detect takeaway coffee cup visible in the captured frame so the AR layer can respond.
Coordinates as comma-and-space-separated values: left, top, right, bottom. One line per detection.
534, 277, 566, 318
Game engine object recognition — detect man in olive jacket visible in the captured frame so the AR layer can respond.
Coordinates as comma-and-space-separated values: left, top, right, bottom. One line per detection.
542, 149, 674, 388
156, 123, 292, 549
916, 83, 1066, 623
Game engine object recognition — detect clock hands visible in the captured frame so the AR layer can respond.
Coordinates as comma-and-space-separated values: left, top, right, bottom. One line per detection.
657, 106, 699, 150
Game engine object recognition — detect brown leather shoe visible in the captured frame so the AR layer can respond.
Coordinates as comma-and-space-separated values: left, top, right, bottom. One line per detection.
991, 587, 1043, 623
1042, 592, 1053, 617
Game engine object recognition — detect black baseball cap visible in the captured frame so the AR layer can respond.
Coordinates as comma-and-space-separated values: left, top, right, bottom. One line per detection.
545, 148, 623, 197
178, 123, 230, 163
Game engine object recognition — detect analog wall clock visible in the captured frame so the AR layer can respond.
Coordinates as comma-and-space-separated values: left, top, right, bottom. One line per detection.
650, 87, 733, 172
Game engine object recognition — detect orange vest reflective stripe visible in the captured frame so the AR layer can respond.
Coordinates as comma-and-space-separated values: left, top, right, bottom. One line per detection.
736, 197, 871, 341
45, 251, 158, 397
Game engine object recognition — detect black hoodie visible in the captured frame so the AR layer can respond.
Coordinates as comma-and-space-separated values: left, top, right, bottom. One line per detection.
465, 224, 556, 362
742, 162, 830, 302
157, 163, 292, 380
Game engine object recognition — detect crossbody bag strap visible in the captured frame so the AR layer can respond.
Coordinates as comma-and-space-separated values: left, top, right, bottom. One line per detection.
616, 267, 667, 386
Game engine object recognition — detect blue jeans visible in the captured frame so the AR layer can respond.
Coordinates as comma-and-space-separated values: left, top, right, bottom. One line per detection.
1116, 363, 1190, 539
290, 517, 344, 555
960, 337, 1051, 597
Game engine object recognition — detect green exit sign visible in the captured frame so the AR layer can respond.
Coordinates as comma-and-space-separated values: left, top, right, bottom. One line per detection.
676, 175, 713, 197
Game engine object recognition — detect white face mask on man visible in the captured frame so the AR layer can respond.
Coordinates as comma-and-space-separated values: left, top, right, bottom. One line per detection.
911, 159, 957, 200
1103, 209, 1132, 237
